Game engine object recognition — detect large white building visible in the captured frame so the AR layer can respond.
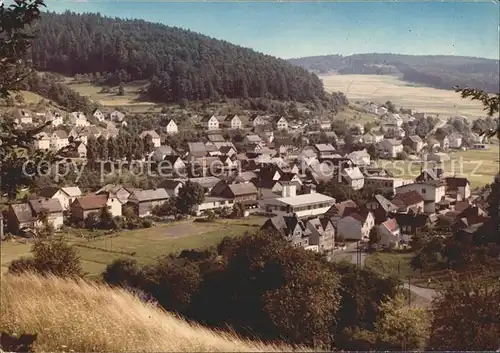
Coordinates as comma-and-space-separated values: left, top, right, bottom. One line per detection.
260, 185, 335, 218
395, 180, 446, 214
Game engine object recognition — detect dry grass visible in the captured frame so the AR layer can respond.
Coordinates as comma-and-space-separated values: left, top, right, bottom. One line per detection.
0, 274, 304, 352
321, 74, 487, 118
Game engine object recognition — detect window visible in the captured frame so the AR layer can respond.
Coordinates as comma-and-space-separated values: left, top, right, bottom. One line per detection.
421, 188, 426, 194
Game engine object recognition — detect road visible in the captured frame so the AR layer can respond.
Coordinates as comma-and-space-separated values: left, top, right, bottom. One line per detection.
330, 242, 438, 304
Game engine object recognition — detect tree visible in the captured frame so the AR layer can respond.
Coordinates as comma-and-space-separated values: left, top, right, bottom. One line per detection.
0, 0, 45, 97
142, 258, 202, 315
428, 273, 500, 350
117, 82, 125, 96
191, 232, 342, 348
384, 101, 397, 113
368, 227, 380, 250
103, 258, 143, 288
176, 181, 205, 214
8, 237, 82, 278
375, 293, 430, 350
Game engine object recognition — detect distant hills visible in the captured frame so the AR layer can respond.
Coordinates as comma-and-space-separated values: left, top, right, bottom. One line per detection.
288, 53, 499, 93
29, 11, 328, 104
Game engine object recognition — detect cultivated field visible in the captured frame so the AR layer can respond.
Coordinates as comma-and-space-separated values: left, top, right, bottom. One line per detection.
0, 217, 265, 276
380, 147, 500, 189
321, 74, 488, 118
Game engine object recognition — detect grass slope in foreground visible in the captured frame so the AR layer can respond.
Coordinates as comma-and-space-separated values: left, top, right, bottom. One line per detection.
0, 274, 301, 352
0, 218, 264, 276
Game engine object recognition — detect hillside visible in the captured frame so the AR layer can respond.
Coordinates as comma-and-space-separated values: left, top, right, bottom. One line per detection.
288, 53, 500, 93
29, 11, 327, 104
0, 274, 302, 352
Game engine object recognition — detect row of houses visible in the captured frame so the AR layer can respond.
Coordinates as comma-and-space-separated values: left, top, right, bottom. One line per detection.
260, 170, 486, 252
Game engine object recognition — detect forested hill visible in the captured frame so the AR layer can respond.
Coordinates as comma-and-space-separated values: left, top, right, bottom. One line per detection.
29, 11, 328, 104
288, 53, 500, 93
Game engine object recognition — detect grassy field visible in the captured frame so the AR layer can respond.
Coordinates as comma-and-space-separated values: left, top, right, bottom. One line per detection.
65, 79, 161, 110
365, 251, 500, 290
321, 74, 487, 118
379, 147, 499, 188
0, 217, 265, 276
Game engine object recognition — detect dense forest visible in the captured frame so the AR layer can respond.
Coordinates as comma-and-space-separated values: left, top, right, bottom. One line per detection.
29, 11, 329, 104
288, 53, 500, 93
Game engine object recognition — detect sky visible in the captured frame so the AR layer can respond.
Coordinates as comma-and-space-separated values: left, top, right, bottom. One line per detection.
42, 1, 499, 60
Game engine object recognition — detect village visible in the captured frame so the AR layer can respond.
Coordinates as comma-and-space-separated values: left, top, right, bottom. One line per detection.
1, 99, 496, 260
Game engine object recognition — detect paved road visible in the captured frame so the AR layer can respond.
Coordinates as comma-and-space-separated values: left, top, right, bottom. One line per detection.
330, 242, 438, 304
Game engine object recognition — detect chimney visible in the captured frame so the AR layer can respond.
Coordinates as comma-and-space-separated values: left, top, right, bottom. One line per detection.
281, 182, 296, 198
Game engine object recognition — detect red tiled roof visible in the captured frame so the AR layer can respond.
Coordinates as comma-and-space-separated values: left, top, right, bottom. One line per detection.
393, 190, 424, 207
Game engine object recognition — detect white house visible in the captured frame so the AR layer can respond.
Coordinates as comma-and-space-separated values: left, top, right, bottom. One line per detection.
272, 116, 288, 131
347, 149, 371, 166
165, 119, 178, 135
68, 112, 89, 127
444, 177, 471, 201
39, 186, 82, 212
34, 132, 51, 150
377, 139, 404, 158
378, 218, 401, 248
378, 106, 388, 116
341, 167, 365, 190
306, 217, 336, 252
395, 181, 446, 213
140, 130, 161, 148
201, 115, 220, 131
249, 114, 268, 127
15, 109, 33, 125
448, 133, 463, 149
261, 185, 335, 219
110, 110, 125, 122
337, 210, 375, 241
50, 130, 69, 151
193, 196, 235, 216
50, 112, 64, 127
93, 109, 106, 122
220, 114, 242, 130
364, 176, 413, 195
363, 132, 384, 144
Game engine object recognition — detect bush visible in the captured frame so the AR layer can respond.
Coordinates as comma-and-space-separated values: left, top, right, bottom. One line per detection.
396, 151, 408, 160
142, 219, 153, 228
8, 238, 82, 278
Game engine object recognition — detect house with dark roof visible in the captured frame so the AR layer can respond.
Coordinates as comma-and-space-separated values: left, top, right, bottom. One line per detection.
395, 180, 446, 213
444, 177, 471, 200
219, 114, 242, 130
140, 130, 161, 148
391, 190, 425, 213
306, 217, 336, 252
95, 184, 131, 204
6, 198, 64, 233
366, 194, 399, 224
38, 186, 82, 211
70, 194, 122, 221
249, 114, 268, 127
201, 114, 220, 131
272, 116, 288, 131
337, 207, 375, 241
261, 213, 311, 248
128, 189, 170, 217
377, 139, 403, 158
403, 135, 424, 152
210, 181, 258, 205
207, 134, 226, 143
158, 179, 185, 197
325, 200, 358, 224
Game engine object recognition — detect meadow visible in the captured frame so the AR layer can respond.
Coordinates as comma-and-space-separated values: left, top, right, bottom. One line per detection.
0, 217, 265, 276
321, 74, 488, 118
379, 147, 499, 189
65, 78, 161, 111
